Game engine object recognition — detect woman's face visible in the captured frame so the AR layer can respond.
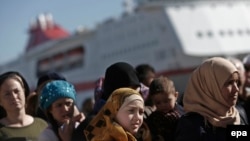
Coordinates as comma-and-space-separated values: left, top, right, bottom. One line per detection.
49, 98, 74, 125
116, 98, 144, 135
221, 72, 239, 107
0, 78, 26, 112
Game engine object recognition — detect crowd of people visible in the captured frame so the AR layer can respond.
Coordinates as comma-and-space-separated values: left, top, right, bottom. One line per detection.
0, 55, 250, 141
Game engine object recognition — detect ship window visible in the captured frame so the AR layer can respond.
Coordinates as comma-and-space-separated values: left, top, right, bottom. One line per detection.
66, 46, 84, 69
207, 31, 213, 37
189, 4, 195, 10
155, 50, 167, 61
227, 30, 233, 36
174, 5, 180, 10
219, 30, 224, 37
246, 29, 250, 35
211, 3, 217, 8
36, 46, 85, 77
53, 53, 65, 71
36, 57, 52, 77
238, 29, 243, 36
196, 31, 203, 38
227, 3, 233, 8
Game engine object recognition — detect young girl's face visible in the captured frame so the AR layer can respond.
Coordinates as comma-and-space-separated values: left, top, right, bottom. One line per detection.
152, 92, 178, 113
0, 77, 26, 112
116, 98, 144, 135
49, 98, 74, 125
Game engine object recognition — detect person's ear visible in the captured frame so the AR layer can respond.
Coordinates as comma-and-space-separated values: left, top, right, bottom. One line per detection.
175, 91, 179, 98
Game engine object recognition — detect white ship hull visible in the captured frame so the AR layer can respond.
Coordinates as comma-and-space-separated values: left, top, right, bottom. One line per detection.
1, 0, 250, 107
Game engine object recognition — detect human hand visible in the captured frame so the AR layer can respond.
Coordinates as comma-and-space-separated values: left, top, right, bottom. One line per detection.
72, 112, 85, 123
164, 110, 181, 122
58, 119, 74, 141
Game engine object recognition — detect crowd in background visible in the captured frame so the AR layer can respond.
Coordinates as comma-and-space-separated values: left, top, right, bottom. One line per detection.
0, 55, 250, 141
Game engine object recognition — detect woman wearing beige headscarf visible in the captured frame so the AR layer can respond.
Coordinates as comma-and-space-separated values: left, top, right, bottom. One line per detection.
175, 57, 241, 141
84, 88, 145, 141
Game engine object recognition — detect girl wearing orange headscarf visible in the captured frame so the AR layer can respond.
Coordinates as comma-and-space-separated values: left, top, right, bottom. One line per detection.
84, 88, 145, 141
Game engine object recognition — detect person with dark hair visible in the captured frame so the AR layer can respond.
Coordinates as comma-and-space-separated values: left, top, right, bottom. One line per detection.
175, 57, 241, 141
93, 77, 104, 105
81, 97, 94, 117
242, 54, 250, 123
37, 72, 66, 88
135, 64, 156, 119
242, 54, 250, 98
26, 71, 68, 120
146, 76, 184, 141
0, 71, 47, 140
93, 62, 141, 114
135, 64, 155, 87
38, 80, 84, 141
0, 71, 30, 118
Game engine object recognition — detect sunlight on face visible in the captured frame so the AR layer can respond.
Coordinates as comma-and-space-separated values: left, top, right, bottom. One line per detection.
0, 78, 26, 111
116, 98, 144, 135
49, 98, 74, 125
221, 72, 239, 107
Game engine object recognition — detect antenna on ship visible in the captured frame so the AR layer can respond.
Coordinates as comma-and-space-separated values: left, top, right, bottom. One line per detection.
123, 0, 136, 14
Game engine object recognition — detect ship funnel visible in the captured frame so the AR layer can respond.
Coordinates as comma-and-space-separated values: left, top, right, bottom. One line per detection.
45, 13, 54, 28
36, 13, 54, 30
37, 14, 47, 30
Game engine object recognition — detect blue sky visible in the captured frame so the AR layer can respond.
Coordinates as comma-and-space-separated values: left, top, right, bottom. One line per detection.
0, 0, 124, 65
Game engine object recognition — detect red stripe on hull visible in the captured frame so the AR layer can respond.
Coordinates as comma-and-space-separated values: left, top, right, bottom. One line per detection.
157, 67, 196, 76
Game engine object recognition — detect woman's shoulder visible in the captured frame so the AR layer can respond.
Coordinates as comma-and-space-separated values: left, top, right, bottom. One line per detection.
175, 112, 205, 140
176, 112, 205, 133
178, 112, 204, 126
0, 116, 47, 129
33, 117, 47, 124
32, 117, 48, 128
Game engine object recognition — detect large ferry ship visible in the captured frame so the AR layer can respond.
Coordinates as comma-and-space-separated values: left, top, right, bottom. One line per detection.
1, 0, 250, 106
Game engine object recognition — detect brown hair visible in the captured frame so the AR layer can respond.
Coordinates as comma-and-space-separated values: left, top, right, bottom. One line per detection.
149, 76, 175, 96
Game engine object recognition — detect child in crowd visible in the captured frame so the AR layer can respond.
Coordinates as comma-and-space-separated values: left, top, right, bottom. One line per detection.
135, 64, 156, 121
26, 71, 68, 120
146, 76, 184, 141
75, 62, 151, 141
84, 88, 144, 141
135, 64, 156, 87
38, 80, 84, 141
